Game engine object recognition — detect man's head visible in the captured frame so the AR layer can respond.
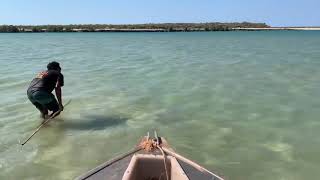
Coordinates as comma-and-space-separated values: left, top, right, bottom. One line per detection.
47, 61, 61, 72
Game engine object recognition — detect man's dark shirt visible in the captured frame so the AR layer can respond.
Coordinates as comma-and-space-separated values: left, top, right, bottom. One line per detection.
28, 70, 64, 94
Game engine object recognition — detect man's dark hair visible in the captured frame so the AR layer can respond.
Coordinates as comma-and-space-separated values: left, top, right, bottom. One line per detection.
47, 61, 61, 71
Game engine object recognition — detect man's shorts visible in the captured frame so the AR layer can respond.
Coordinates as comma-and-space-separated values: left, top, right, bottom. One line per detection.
27, 90, 59, 113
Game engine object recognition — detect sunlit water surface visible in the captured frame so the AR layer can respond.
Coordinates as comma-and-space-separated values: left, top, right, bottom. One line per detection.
0, 31, 320, 180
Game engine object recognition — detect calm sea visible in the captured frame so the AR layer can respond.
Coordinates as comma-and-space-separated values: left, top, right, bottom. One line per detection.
0, 31, 320, 180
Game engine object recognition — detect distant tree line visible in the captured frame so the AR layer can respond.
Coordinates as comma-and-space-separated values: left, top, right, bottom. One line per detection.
0, 25, 20, 33
0, 22, 269, 33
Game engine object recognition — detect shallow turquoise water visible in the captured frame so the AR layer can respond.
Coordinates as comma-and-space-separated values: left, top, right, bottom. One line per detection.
0, 31, 320, 180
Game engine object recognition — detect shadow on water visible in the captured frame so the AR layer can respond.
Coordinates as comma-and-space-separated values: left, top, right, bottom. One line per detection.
61, 115, 128, 131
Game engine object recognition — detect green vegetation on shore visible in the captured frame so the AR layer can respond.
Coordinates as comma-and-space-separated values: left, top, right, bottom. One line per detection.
0, 22, 269, 33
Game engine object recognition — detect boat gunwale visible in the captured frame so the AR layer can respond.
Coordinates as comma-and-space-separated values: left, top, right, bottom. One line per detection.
75, 147, 142, 180
162, 147, 225, 180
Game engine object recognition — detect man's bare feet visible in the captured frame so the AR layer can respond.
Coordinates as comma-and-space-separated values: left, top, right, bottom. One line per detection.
49, 111, 61, 119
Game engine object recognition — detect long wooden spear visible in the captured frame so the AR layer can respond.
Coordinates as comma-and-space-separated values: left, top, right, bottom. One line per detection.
21, 99, 71, 146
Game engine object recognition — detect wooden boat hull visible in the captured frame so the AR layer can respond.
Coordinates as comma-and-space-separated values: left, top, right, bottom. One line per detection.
75, 135, 224, 180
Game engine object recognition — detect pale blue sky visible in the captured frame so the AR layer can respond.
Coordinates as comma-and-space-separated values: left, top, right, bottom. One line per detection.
0, 0, 319, 26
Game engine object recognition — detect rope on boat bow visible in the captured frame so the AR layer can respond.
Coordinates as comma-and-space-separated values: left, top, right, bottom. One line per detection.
157, 144, 169, 180
138, 131, 224, 180
138, 131, 169, 180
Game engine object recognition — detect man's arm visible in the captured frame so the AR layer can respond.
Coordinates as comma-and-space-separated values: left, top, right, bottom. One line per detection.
55, 84, 63, 111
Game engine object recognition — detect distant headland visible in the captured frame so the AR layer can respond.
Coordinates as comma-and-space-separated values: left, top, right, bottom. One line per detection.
0, 22, 319, 33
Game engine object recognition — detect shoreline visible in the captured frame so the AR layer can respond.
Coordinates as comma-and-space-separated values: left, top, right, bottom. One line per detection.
1, 27, 319, 33
1, 23, 320, 33
0, 22, 269, 32
44, 27, 320, 32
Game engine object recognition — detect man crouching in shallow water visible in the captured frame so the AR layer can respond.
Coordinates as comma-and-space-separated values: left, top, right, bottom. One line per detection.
27, 61, 64, 119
